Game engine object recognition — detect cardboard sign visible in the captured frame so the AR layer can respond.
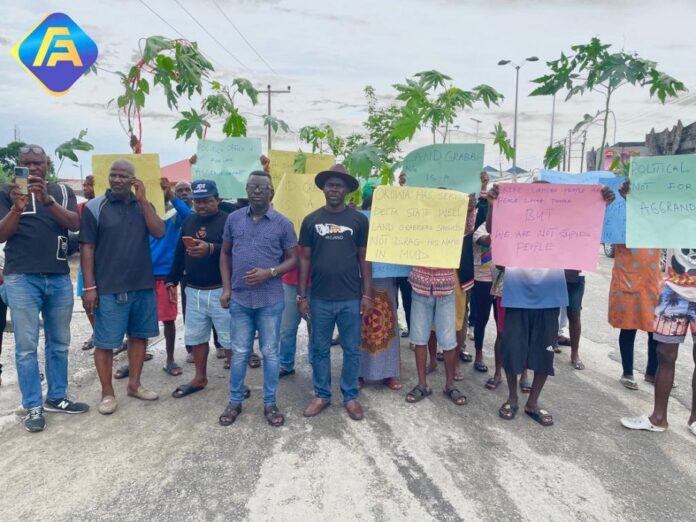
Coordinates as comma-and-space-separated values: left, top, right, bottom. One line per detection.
601, 176, 626, 244
366, 186, 468, 269
272, 173, 325, 235
192, 138, 262, 199
491, 183, 606, 271
626, 154, 696, 248
267, 150, 335, 190
539, 169, 613, 184
92, 153, 165, 217
402, 144, 484, 194
360, 211, 412, 278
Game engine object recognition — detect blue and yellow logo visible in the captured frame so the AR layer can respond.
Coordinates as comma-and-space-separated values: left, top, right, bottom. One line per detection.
11, 12, 98, 96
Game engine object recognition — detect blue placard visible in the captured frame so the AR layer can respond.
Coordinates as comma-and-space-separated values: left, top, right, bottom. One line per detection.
601, 176, 626, 243
539, 169, 613, 184
361, 211, 412, 278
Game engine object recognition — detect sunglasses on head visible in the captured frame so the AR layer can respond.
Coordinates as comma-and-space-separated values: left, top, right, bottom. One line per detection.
19, 146, 45, 155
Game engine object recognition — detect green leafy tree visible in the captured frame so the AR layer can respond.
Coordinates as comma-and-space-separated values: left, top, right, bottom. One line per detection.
543, 143, 565, 170
363, 86, 403, 162
55, 129, 94, 175
491, 123, 515, 176
530, 37, 687, 171
392, 70, 503, 144
0, 141, 27, 181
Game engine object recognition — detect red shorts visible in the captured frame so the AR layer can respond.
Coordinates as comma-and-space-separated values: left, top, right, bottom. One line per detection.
154, 279, 178, 322
494, 297, 506, 334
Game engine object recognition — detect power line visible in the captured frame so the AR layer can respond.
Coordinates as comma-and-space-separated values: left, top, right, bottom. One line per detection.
136, 0, 187, 40
211, 0, 277, 75
172, 0, 248, 70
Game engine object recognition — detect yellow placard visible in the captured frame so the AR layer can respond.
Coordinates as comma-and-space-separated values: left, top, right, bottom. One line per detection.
272, 173, 326, 234
267, 150, 335, 189
366, 186, 468, 269
92, 153, 165, 218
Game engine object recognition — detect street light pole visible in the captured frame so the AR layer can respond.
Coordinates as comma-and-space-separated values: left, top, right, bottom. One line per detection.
498, 56, 538, 170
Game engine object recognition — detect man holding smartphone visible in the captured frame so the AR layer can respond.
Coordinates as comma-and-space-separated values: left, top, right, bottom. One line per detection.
0, 144, 88, 433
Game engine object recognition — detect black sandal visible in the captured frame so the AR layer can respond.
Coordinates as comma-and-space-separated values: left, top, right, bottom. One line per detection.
474, 361, 489, 372
498, 402, 519, 420
219, 402, 242, 426
264, 404, 285, 427
443, 385, 467, 405
460, 351, 473, 363
248, 353, 261, 368
405, 384, 432, 403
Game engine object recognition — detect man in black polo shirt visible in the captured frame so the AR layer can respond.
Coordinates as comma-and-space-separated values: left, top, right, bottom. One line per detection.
80, 159, 165, 415
0, 144, 88, 432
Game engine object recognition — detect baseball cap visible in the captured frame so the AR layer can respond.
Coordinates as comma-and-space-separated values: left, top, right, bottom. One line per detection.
190, 180, 218, 199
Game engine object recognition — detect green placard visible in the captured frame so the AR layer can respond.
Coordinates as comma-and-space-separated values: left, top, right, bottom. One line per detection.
402, 143, 484, 194
192, 137, 262, 199
626, 154, 696, 248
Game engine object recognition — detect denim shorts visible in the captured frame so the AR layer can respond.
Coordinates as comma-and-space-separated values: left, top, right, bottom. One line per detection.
94, 289, 159, 349
566, 276, 585, 313
410, 291, 457, 351
184, 286, 231, 348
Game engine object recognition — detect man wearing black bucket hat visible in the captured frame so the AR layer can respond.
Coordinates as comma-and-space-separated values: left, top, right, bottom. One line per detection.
298, 164, 373, 421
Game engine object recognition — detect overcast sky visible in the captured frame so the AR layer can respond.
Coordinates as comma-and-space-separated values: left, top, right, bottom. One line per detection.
2, 0, 695, 180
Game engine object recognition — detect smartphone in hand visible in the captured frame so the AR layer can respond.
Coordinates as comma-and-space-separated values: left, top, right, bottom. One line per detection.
182, 236, 197, 249
14, 167, 29, 195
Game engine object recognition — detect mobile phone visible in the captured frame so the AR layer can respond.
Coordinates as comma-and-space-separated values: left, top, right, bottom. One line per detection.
182, 236, 197, 248
14, 167, 29, 195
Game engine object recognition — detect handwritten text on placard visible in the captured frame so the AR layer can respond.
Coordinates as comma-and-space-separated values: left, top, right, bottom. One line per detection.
491, 183, 605, 271
366, 186, 468, 269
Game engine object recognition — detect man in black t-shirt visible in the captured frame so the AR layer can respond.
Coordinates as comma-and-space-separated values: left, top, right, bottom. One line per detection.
80, 160, 165, 415
0, 144, 88, 432
298, 164, 372, 421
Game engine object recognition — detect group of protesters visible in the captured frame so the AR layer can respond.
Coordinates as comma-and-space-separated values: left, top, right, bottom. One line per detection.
1, 143, 694, 438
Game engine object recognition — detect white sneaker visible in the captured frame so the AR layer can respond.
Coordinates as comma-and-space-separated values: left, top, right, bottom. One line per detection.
620, 415, 666, 432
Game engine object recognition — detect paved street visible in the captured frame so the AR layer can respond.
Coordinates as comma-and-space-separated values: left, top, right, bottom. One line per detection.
0, 253, 695, 521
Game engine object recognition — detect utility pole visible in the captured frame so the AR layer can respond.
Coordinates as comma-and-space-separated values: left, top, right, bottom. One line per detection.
470, 118, 482, 143
580, 131, 587, 172
259, 85, 291, 151
562, 137, 567, 171
13, 124, 20, 142
567, 130, 573, 171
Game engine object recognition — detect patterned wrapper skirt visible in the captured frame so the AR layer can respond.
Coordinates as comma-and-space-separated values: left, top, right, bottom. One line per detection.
360, 278, 400, 380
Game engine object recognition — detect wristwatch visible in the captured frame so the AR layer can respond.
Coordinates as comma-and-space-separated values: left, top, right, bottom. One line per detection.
270, 267, 278, 278
44, 195, 56, 207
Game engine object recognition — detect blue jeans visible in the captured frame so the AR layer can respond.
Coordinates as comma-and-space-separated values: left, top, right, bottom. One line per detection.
309, 298, 361, 403
279, 283, 311, 372
228, 300, 284, 404
4, 274, 74, 409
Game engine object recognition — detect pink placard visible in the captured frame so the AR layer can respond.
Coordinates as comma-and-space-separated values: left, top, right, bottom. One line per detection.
491, 183, 606, 271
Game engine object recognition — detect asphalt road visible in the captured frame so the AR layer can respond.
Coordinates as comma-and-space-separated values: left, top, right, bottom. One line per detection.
0, 252, 695, 521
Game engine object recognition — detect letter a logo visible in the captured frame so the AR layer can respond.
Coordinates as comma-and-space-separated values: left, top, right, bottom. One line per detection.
11, 13, 98, 96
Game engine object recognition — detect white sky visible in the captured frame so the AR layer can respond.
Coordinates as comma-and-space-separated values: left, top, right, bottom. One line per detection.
1, 0, 695, 180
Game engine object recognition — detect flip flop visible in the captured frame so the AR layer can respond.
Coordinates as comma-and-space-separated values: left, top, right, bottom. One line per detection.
557, 336, 571, 346
620, 415, 666, 432
426, 366, 437, 375
485, 377, 502, 390
144, 351, 154, 362
620, 376, 639, 390
163, 362, 183, 376
454, 371, 464, 381
436, 352, 444, 362
572, 360, 585, 370
172, 383, 205, 399
498, 402, 518, 420
525, 407, 554, 427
